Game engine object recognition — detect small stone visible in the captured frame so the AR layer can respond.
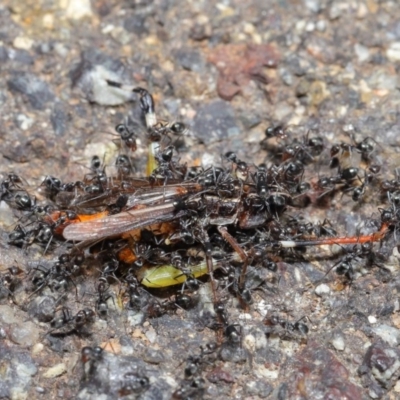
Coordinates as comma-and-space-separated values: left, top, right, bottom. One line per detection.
245, 380, 273, 398
329, 2, 342, 20
32, 343, 44, 356
304, 0, 322, 13
10, 321, 40, 346
50, 102, 69, 136
386, 42, 400, 62
190, 23, 212, 41
9, 387, 28, 400
143, 348, 164, 364
127, 311, 145, 326
279, 67, 294, 86
305, 22, 315, 32
42, 13, 54, 30
243, 22, 255, 34
65, 0, 93, 20
145, 327, 157, 343
0, 201, 15, 226
123, 15, 148, 35
316, 20, 327, 32
354, 43, 370, 63
315, 283, 331, 296
16, 361, 38, 378
356, 2, 368, 19
7, 72, 55, 110
7, 48, 34, 65
378, 304, 394, 317
174, 48, 205, 73
368, 315, 377, 324
54, 43, 69, 58
206, 367, 235, 383
372, 324, 400, 346
359, 342, 400, 386
296, 78, 310, 97
288, 344, 363, 398
274, 103, 293, 120
331, 334, 345, 351
70, 50, 134, 105
13, 36, 34, 50
238, 112, 261, 129
192, 100, 240, 145
43, 363, 67, 378
0, 46, 7, 61
309, 80, 329, 106
15, 114, 34, 131
28, 296, 56, 322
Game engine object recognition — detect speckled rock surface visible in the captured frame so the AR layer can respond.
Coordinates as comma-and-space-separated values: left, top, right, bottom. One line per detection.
1, 1, 400, 399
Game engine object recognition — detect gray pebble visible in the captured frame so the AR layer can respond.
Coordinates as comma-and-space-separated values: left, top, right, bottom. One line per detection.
7, 72, 55, 110
69, 49, 134, 105
237, 111, 261, 130
143, 348, 165, 364
279, 67, 294, 86
372, 324, 400, 347
296, 78, 311, 97
304, 0, 323, 13
0, 305, 19, 324
192, 100, 240, 144
174, 48, 205, 73
28, 295, 56, 322
10, 321, 40, 346
245, 380, 273, 398
0, 45, 7, 61
123, 15, 148, 35
50, 102, 69, 136
7, 48, 34, 65
329, 3, 342, 20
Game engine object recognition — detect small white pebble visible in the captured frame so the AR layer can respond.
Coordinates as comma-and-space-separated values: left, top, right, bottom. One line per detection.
145, 327, 157, 344
331, 334, 345, 351
368, 315, 377, 324
32, 343, 44, 356
43, 363, 67, 378
13, 36, 34, 50
65, 0, 93, 20
315, 283, 331, 297
305, 21, 315, 32
316, 19, 326, 32
387, 42, 400, 62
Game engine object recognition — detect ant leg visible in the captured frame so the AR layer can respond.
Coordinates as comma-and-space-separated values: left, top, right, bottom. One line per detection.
217, 227, 248, 291
276, 222, 389, 248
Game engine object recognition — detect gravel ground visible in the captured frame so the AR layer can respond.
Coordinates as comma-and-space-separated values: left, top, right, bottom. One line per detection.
1, 0, 400, 399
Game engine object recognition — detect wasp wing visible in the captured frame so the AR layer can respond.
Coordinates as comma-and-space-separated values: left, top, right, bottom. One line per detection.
63, 202, 186, 242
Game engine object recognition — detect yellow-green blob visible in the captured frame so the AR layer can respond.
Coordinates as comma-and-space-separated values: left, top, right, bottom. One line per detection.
137, 261, 211, 288
146, 142, 159, 176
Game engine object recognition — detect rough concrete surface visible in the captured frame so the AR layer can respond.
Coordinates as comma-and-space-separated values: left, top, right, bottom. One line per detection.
1, 0, 400, 399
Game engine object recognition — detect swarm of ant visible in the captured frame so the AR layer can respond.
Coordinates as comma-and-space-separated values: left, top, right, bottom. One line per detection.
1, 86, 400, 398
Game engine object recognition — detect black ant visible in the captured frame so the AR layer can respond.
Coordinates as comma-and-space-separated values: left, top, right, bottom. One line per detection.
119, 371, 150, 397
114, 123, 138, 152
225, 151, 250, 182
0, 266, 23, 302
47, 307, 95, 336
81, 345, 104, 381
96, 277, 114, 318
264, 314, 309, 338
170, 251, 200, 292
